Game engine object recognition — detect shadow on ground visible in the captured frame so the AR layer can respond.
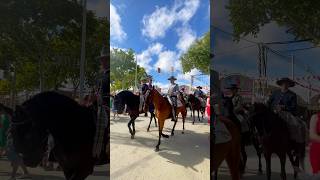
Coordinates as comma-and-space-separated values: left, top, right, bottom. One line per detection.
111, 114, 210, 175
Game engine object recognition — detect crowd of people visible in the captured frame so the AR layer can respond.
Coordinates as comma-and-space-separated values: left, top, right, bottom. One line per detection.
214, 77, 320, 175
110, 74, 210, 121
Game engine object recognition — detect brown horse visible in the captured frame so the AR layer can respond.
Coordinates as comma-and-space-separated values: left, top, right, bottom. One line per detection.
211, 116, 241, 180
143, 87, 186, 151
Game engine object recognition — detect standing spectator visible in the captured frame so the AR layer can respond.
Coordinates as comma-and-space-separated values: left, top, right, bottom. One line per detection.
6, 127, 30, 180
309, 99, 320, 175
0, 112, 9, 156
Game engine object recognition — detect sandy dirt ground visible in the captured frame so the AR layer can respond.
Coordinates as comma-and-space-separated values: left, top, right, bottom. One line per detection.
0, 158, 109, 180
110, 112, 210, 180
217, 145, 313, 180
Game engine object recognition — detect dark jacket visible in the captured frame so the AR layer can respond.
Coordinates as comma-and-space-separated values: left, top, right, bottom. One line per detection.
268, 89, 297, 115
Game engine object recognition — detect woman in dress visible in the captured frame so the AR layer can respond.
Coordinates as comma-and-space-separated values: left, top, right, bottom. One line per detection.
309, 99, 320, 174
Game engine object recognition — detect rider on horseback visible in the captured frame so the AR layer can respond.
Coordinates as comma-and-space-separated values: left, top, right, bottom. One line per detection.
267, 77, 306, 144
167, 76, 179, 121
227, 84, 249, 133
194, 86, 206, 107
139, 76, 149, 112
94, 45, 109, 163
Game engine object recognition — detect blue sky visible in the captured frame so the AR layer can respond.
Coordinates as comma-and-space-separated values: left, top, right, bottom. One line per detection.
212, 0, 320, 101
110, 0, 210, 92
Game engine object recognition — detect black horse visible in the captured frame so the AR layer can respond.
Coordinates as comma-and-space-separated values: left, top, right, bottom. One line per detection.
248, 103, 305, 180
10, 91, 108, 180
113, 90, 156, 138
187, 94, 205, 124
221, 96, 263, 176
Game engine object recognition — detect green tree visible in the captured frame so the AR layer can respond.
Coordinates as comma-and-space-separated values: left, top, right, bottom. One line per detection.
110, 48, 147, 92
227, 0, 320, 44
180, 32, 210, 75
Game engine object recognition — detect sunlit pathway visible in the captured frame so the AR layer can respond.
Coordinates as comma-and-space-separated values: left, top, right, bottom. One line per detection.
110, 112, 210, 180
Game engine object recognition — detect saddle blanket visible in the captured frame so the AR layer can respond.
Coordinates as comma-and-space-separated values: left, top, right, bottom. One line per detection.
277, 111, 307, 144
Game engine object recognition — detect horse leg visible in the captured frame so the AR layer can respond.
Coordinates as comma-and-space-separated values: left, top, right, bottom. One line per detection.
132, 120, 136, 137
279, 154, 287, 180
156, 119, 166, 151
153, 113, 157, 127
197, 109, 201, 122
212, 142, 231, 172
171, 115, 178, 136
226, 143, 241, 180
253, 140, 263, 174
182, 112, 185, 134
240, 143, 247, 175
265, 153, 272, 180
192, 109, 195, 124
128, 119, 134, 139
147, 114, 153, 132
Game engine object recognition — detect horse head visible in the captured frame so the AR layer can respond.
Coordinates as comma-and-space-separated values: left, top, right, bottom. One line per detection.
246, 102, 275, 137
113, 92, 126, 114
11, 105, 48, 167
143, 88, 154, 113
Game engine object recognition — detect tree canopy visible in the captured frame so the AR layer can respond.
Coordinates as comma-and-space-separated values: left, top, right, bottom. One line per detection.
227, 0, 320, 44
110, 48, 147, 92
0, 0, 109, 97
180, 32, 210, 75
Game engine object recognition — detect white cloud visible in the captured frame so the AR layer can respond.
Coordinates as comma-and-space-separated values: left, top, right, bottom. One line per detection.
176, 26, 196, 52
175, 0, 200, 24
136, 43, 164, 72
142, 0, 200, 40
110, 3, 127, 42
142, 6, 176, 39
154, 82, 170, 89
177, 68, 202, 81
154, 50, 179, 73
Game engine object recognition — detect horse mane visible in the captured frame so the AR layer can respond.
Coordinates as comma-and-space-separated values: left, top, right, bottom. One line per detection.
252, 102, 287, 135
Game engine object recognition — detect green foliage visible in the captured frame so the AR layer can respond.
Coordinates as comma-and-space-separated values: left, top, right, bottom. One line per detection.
110, 48, 147, 92
180, 32, 210, 75
227, 0, 320, 44
0, 0, 109, 96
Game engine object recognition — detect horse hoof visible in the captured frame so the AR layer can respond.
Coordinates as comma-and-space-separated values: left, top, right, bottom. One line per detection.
147, 129, 150, 132
162, 134, 169, 138
131, 135, 134, 139
182, 131, 184, 134
258, 170, 263, 175
171, 132, 174, 136
155, 147, 160, 152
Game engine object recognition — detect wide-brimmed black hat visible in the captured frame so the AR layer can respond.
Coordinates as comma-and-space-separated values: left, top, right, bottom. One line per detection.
276, 77, 295, 87
168, 76, 177, 81
196, 86, 202, 89
226, 84, 240, 90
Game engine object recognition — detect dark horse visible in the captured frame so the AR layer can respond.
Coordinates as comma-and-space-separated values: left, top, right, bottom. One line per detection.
113, 90, 157, 139
187, 94, 205, 124
222, 96, 263, 176
10, 91, 108, 180
248, 103, 306, 180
